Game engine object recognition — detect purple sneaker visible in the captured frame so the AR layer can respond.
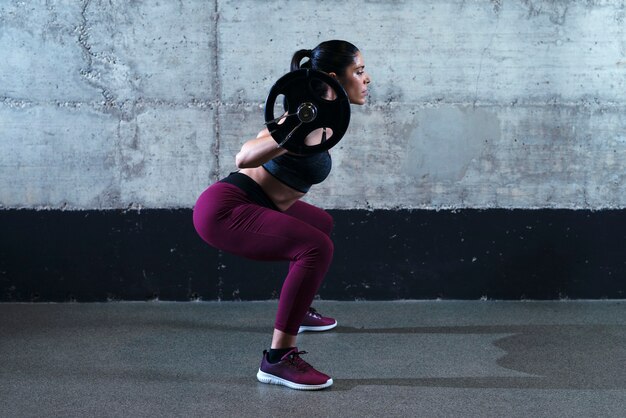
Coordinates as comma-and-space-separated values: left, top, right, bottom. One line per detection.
256, 348, 333, 390
298, 307, 337, 334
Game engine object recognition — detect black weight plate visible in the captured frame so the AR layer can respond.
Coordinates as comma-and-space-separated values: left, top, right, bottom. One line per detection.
264, 69, 351, 155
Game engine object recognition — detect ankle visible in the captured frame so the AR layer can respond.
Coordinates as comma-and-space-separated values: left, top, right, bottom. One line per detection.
268, 347, 295, 364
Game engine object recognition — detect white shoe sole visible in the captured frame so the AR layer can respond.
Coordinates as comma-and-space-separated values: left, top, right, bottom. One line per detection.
297, 320, 338, 334
257, 370, 333, 390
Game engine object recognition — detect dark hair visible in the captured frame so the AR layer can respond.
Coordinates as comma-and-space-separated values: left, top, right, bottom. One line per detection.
290, 40, 359, 76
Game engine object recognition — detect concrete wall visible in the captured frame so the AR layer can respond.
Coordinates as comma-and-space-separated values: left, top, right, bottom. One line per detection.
1, 0, 625, 210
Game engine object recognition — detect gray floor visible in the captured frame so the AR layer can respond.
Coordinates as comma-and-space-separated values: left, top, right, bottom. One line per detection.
2, 300, 626, 417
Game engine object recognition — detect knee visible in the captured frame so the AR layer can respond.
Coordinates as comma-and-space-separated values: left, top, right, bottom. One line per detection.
301, 233, 334, 265
320, 234, 334, 259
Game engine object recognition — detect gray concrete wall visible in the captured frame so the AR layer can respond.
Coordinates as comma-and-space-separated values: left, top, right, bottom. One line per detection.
1, 0, 625, 210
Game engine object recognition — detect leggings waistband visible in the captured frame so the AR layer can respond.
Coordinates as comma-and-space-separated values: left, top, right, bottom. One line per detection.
219, 172, 279, 211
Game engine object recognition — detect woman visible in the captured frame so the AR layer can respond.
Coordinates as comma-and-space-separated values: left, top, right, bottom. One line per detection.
193, 40, 371, 390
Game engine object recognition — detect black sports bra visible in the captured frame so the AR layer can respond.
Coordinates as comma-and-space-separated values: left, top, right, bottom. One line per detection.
262, 151, 332, 193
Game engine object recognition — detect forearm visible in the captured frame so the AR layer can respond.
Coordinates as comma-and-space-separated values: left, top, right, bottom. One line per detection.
235, 132, 288, 168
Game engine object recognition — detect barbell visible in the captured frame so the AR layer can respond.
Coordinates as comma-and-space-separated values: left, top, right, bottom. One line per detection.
264, 69, 351, 155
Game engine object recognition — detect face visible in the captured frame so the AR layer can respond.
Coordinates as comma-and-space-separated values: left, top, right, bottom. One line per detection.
337, 51, 371, 105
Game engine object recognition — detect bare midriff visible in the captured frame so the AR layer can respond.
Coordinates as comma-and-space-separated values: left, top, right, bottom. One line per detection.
239, 166, 305, 212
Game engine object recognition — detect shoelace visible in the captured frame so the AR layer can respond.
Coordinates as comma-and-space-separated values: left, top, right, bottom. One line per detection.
307, 307, 322, 319
286, 351, 313, 372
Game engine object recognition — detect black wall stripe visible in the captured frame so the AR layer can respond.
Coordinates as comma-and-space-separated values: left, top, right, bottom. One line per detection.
1, 209, 624, 301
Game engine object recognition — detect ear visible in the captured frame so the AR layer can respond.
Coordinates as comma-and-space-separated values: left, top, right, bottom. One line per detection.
328, 72, 338, 79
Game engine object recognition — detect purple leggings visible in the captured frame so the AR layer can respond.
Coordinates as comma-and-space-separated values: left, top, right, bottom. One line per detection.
192, 181, 334, 335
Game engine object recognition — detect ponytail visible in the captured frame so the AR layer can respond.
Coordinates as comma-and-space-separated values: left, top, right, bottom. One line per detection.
289, 40, 359, 76
290, 49, 312, 71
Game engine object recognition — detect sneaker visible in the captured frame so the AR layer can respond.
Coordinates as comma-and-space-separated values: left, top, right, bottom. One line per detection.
298, 307, 337, 334
256, 348, 333, 390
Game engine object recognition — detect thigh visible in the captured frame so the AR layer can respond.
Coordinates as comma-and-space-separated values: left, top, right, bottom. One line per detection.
217, 203, 331, 262
283, 200, 333, 236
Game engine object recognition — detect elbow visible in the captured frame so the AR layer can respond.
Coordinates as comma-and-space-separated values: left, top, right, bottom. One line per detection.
235, 153, 246, 169
235, 152, 256, 169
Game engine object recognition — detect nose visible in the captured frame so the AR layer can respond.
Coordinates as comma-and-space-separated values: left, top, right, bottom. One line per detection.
364, 72, 371, 84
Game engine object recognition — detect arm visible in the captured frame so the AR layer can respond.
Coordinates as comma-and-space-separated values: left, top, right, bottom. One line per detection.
235, 128, 288, 169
